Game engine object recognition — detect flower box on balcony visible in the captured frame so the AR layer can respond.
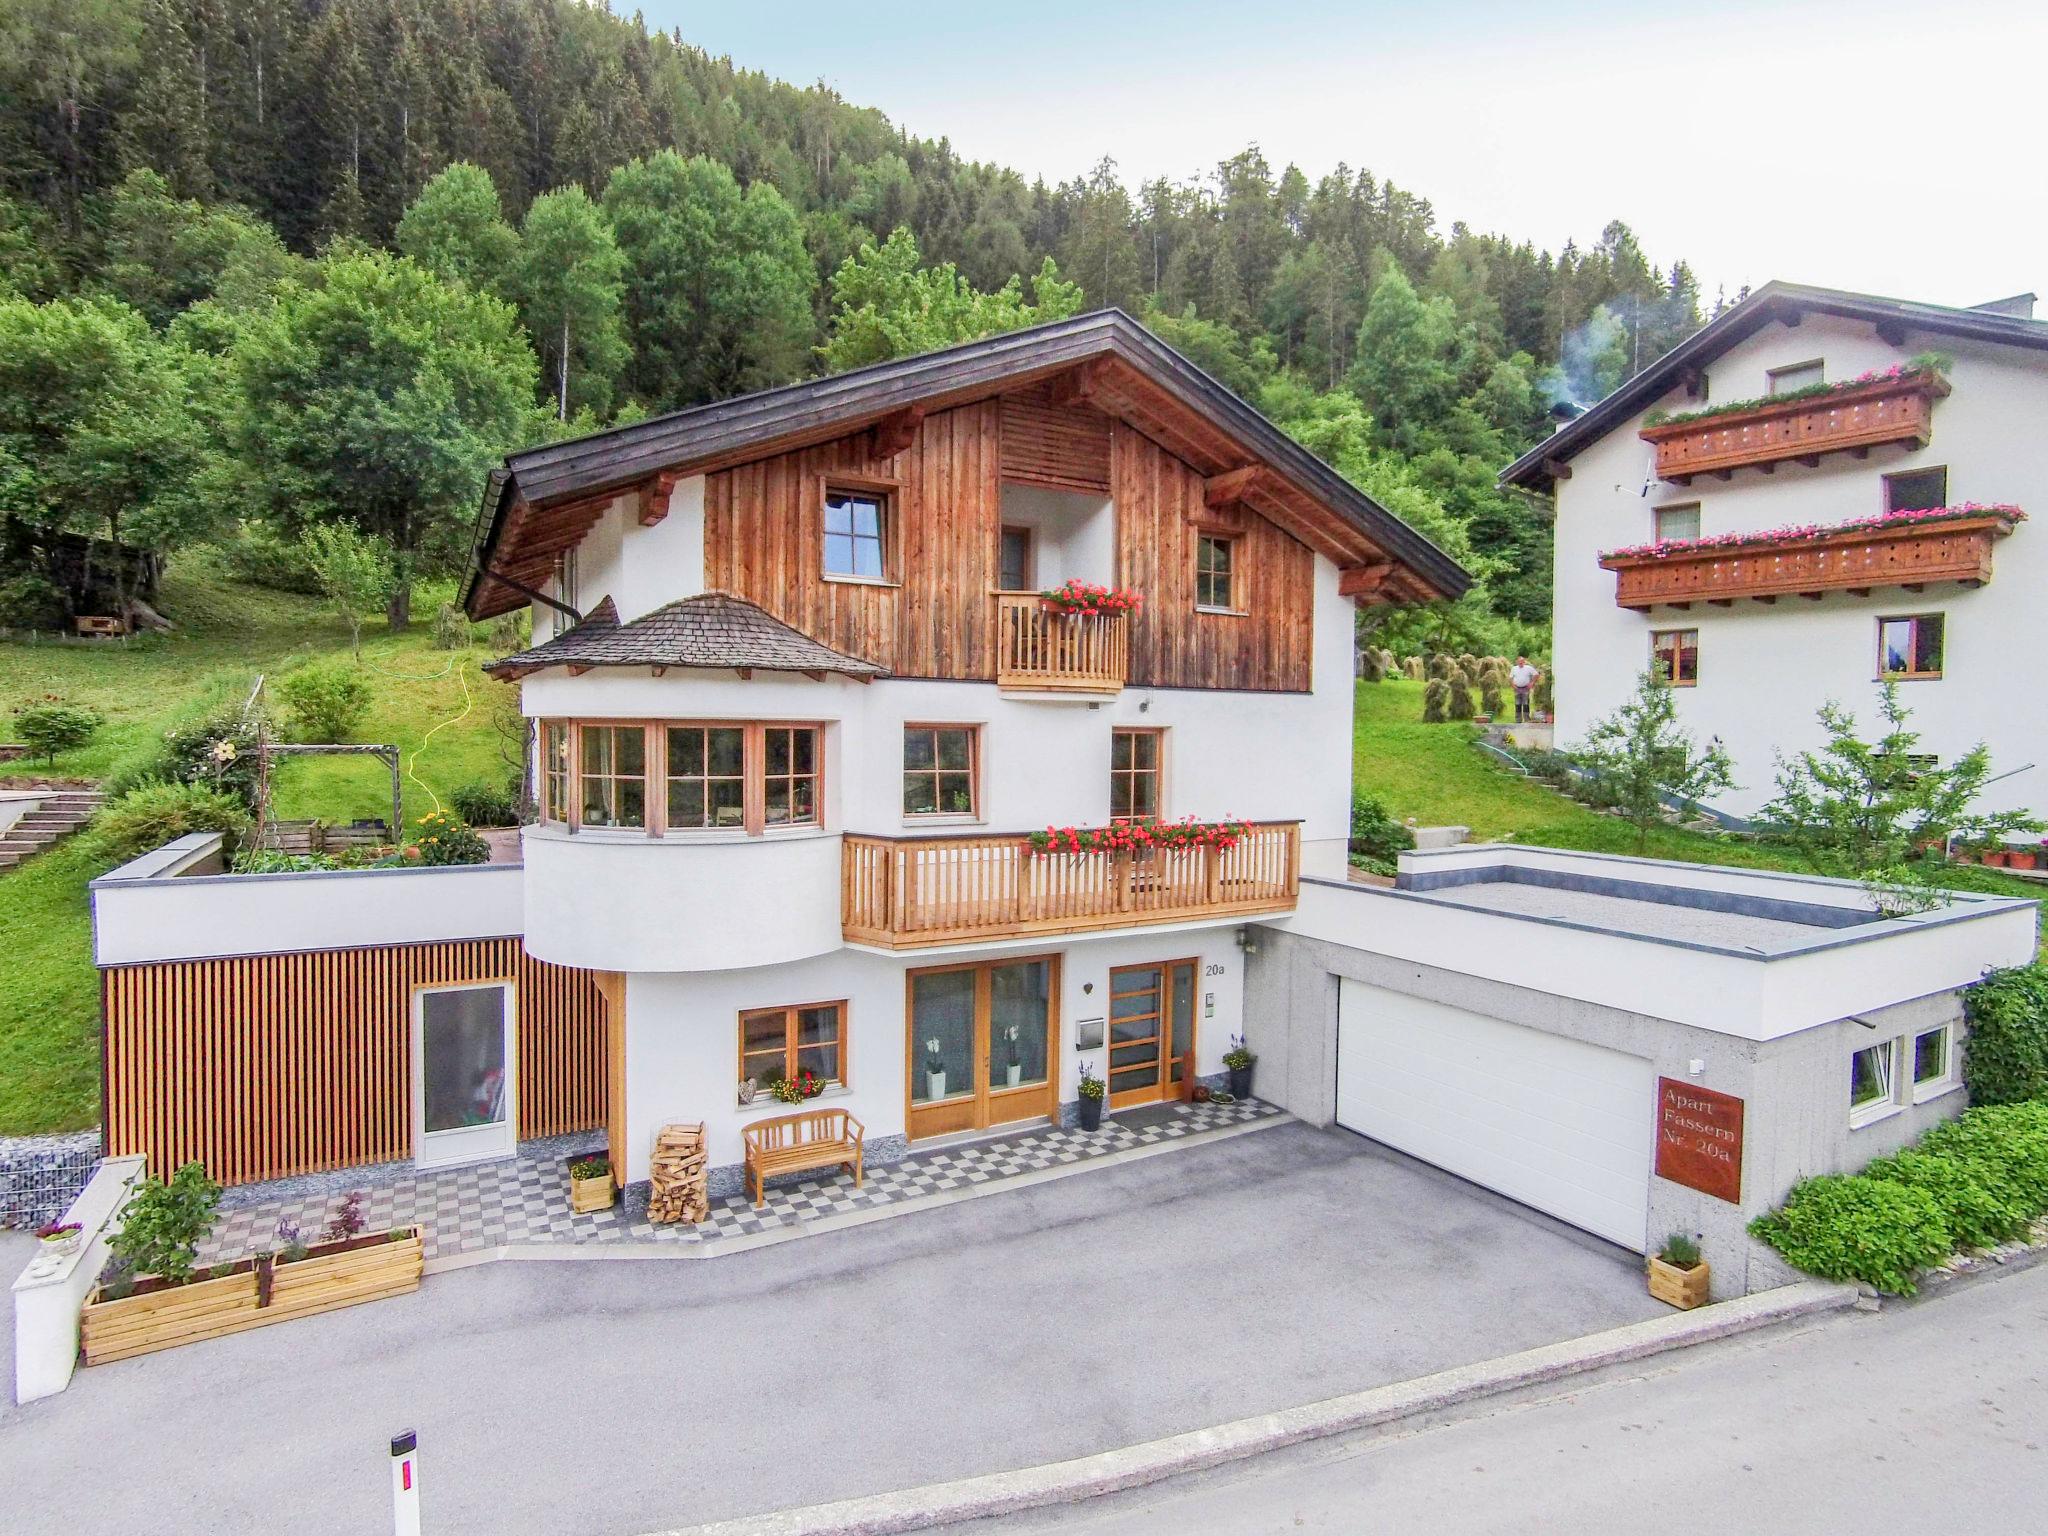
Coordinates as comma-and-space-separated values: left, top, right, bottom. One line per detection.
1640, 367, 1950, 483
1598, 505, 2024, 610
996, 589, 1131, 694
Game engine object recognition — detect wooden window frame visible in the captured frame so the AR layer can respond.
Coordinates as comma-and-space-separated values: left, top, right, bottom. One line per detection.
662, 722, 750, 834
1882, 464, 1949, 515
539, 721, 571, 825
998, 523, 1037, 594
1650, 628, 1699, 687
738, 998, 849, 1103
551, 720, 825, 838
1194, 532, 1243, 614
1110, 726, 1165, 822
1652, 502, 1702, 544
1766, 358, 1826, 395
760, 724, 824, 830
577, 721, 650, 830
902, 722, 981, 821
1876, 613, 1944, 682
821, 474, 902, 588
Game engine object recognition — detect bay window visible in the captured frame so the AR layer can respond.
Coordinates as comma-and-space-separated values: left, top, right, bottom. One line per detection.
536, 720, 822, 836
579, 725, 646, 828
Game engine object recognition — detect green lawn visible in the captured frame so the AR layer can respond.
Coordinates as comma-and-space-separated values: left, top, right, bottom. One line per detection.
1, 556, 509, 1134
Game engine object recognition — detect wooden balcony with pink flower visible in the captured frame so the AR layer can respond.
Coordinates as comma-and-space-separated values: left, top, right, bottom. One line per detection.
995, 579, 1141, 695
1639, 364, 1951, 483
1598, 504, 2026, 610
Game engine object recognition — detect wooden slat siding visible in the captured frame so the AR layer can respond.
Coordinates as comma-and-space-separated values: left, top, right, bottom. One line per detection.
995, 597, 1128, 691
999, 384, 1113, 492
1114, 426, 1314, 692
842, 823, 1299, 948
104, 939, 607, 1187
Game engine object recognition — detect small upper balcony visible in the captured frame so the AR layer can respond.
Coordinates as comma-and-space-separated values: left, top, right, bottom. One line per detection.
995, 591, 1131, 696
1640, 367, 1949, 484
843, 820, 1300, 949
1599, 505, 2025, 610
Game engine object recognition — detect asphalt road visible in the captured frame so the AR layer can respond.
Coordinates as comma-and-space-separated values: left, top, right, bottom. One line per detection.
1, 1124, 1657, 1535
994, 1257, 2048, 1536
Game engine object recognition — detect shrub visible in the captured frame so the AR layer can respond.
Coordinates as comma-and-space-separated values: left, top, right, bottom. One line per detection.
231, 848, 340, 874
1863, 1146, 2034, 1250
13, 699, 100, 763
1962, 964, 2048, 1106
1519, 748, 1578, 785
108, 1162, 221, 1284
1748, 1173, 1950, 1294
216, 526, 325, 594
0, 572, 68, 629
1349, 791, 1415, 870
276, 663, 372, 744
107, 710, 265, 809
450, 779, 518, 827
1422, 677, 1449, 723
1918, 1102, 2048, 1212
83, 782, 251, 863
407, 809, 490, 866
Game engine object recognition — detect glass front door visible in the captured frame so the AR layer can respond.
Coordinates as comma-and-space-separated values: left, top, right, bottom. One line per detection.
1107, 960, 1198, 1109
909, 956, 1057, 1139
413, 983, 517, 1169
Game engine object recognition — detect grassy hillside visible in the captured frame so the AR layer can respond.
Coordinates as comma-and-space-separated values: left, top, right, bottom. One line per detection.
0, 556, 511, 1134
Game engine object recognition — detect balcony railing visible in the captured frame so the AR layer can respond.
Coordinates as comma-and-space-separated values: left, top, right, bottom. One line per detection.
1599, 512, 2019, 610
995, 594, 1128, 694
842, 822, 1300, 948
1640, 370, 1949, 483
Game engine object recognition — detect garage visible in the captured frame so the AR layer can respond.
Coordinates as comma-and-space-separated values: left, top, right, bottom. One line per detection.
1335, 979, 1655, 1250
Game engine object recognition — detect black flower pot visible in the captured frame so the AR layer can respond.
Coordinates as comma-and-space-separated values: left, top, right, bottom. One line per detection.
1227, 1062, 1255, 1100
1077, 1094, 1104, 1131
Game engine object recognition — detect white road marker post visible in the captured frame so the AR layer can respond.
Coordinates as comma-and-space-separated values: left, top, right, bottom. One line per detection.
391, 1430, 422, 1536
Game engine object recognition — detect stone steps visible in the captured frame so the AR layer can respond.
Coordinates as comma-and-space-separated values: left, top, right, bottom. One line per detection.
0, 792, 104, 871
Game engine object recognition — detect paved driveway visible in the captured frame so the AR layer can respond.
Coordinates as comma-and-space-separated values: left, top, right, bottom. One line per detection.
2, 1124, 1662, 1536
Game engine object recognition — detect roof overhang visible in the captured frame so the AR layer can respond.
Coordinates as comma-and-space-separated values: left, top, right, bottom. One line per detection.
464, 309, 1471, 619
1500, 280, 2048, 496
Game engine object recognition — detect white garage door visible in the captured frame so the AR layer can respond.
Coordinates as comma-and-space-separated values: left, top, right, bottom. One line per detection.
1336, 979, 1654, 1251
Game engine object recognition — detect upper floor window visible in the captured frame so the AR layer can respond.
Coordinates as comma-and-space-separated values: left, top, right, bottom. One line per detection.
1110, 728, 1162, 821
1653, 503, 1701, 544
554, 549, 578, 613
904, 725, 979, 817
762, 726, 821, 827
999, 525, 1035, 592
1878, 614, 1943, 680
824, 486, 891, 581
1767, 359, 1825, 395
1651, 628, 1699, 687
540, 722, 570, 824
666, 725, 747, 830
1195, 534, 1238, 611
580, 724, 647, 829
1883, 465, 1948, 514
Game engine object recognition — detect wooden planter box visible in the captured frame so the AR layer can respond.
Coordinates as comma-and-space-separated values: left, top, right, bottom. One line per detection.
1647, 1255, 1711, 1310
569, 1171, 615, 1213
1641, 370, 1949, 482
81, 1226, 424, 1365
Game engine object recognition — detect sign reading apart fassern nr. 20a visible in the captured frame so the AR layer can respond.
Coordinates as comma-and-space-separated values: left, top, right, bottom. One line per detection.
1655, 1078, 1745, 1204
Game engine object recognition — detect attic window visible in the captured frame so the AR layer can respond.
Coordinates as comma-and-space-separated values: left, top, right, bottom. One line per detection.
1767, 360, 1825, 395
1195, 534, 1239, 611
823, 486, 892, 582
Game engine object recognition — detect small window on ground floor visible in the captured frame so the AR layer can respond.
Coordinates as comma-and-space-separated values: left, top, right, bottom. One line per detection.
738, 1001, 847, 1102
1851, 1039, 1898, 1123
1878, 614, 1943, 679
1651, 628, 1699, 686
1912, 1026, 1955, 1100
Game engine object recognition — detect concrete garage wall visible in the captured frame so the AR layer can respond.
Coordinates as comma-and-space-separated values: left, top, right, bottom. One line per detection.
1243, 927, 1971, 1297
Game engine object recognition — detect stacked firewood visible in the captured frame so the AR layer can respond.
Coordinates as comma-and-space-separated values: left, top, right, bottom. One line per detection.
647, 1122, 709, 1224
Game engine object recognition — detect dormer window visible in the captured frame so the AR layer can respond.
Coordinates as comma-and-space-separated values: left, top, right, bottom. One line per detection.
1767, 359, 1825, 395
823, 485, 892, 582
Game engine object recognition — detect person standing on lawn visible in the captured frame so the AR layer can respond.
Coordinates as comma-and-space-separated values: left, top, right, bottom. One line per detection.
1509, 656, 1541, 723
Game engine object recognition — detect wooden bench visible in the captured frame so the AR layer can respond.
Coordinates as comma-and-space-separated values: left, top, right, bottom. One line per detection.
742, 1107, 865, 1207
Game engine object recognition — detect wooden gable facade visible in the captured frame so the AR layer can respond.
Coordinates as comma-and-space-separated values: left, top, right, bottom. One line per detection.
700, 388, 1316, 691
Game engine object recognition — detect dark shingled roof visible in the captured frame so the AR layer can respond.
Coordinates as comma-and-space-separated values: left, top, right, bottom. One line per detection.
483, 593, 886, 680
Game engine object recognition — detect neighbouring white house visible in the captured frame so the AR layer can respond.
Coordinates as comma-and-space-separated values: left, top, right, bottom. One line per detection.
72, 311, 2038, 1313
1501, 282, 2048, 827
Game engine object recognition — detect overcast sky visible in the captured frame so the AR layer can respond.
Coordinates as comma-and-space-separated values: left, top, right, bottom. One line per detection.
648, 0, 2043, 308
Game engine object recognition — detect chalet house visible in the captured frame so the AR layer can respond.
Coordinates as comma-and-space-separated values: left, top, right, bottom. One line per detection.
80, 310, 2034, 1302
1502, 282, 2048, 826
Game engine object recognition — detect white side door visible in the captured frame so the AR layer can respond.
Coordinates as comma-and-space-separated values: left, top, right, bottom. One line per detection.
1336, 979, 1653, 1250
413, 982, 518, 1169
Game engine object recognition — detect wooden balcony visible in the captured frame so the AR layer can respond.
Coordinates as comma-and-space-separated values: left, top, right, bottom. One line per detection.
842, 822, 1300, 949
1600, 513, 2019, 610
995, 594, 1128, 694
1640, 370, 1949, 483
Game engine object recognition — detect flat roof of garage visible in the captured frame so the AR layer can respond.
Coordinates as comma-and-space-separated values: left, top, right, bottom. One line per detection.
1419, 880, 1834, 952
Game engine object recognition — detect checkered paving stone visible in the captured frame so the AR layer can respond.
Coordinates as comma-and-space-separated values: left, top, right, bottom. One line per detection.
199, 1098, 1280, 1265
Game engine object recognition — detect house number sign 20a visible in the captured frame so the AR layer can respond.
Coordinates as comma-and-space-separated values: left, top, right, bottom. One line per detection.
1654, 1078, 1745, 1205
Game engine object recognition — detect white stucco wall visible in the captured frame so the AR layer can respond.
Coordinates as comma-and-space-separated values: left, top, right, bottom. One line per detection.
1551, 314, 2048, 819
618, 926, 1249, 1180
995, 484, 1116, 588
532, 476, 707, 642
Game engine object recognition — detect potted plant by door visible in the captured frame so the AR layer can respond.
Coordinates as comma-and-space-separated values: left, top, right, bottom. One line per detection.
1002, 1024, 1023, 1089
568, 1154, 615, 1214
1646, 1232, 1710, 1310
1076, 1062, 1106, 1131
925, 1037, 947, 1101
1224, 1034, 1256, 1100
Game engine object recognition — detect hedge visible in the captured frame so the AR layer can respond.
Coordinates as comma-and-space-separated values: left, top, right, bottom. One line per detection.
1962, 964, 2048, 1106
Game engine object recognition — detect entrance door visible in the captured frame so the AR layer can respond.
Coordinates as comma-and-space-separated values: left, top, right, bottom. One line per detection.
413, 982, 517, 1169
1107, 960, 1198, 1109
908, 955, 1058, 1139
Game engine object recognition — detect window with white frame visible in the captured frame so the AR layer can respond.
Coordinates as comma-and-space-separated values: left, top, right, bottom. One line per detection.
1850, 1038, 1898, 1123
1768, 359, 1826, 395
1911, 1025, 1957, 1101
1653, 503, 1701, 544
